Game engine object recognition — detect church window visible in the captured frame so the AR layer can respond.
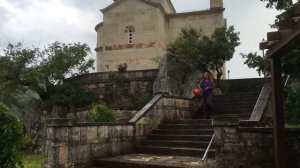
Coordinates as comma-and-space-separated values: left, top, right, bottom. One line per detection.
125, 25, 135, 44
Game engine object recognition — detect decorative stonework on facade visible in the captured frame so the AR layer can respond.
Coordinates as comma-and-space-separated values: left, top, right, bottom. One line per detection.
95, 0, 225, 72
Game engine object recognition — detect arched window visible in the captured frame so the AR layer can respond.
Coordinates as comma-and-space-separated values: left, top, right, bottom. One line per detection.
125, 25, 135, 44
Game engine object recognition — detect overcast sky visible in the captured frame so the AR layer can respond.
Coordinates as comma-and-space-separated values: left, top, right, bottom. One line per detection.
0, 0, 284, 79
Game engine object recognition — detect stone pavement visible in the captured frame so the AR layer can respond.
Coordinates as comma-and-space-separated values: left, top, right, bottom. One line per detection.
98, 154, 216, 168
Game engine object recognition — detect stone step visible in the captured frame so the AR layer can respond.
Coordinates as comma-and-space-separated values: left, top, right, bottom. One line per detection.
213, 96, 258, 102
213, 104, 255, 110
163, 119, 212, 125
152, 129, 214, 135
212, 108, 253, 113
147, 134, 212, 141
210, 113, 251, 120
136, 146, 215, 157
158, 124, 213, 129
141, 140, 213, 149
213, 99, 257, 106
225, 91, 261, 96
93, 154, 210, 168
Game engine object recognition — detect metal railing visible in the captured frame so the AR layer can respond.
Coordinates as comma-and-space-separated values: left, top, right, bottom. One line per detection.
284, 75, 290, 87
202, 134, 215, 168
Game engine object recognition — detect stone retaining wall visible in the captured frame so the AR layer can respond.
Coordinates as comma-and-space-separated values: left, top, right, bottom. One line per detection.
44, 119, 135, 168
214, 117, 300, 168
45, 95, 194, 168
130, 95, 193, 143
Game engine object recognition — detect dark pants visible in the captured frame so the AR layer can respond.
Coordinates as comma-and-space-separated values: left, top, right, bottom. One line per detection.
197, 95, 213, 118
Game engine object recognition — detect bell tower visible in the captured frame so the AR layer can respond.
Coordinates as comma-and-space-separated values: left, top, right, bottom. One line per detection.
210, 0, 223, 9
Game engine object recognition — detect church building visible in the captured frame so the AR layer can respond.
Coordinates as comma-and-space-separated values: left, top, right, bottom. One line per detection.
95, 0, 225, 72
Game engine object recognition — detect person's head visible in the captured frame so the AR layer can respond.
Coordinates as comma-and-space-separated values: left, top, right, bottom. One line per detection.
203, 72, 211, 80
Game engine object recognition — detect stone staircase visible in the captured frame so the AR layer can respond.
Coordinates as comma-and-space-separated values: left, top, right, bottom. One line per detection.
209, 78, 270, 119
93, 78, 270, 168
136, 119, 214, 157
94, 119, 214, 168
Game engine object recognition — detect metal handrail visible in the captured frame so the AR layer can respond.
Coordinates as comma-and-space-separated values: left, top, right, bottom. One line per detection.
202, 134, 215, 168
284, 75, 290, 87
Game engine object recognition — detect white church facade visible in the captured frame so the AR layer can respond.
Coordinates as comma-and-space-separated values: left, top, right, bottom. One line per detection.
95, 0, 225, 72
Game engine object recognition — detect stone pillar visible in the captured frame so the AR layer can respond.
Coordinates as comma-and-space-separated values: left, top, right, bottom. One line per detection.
210, 0, 223, 9
213, 116, 240, 168
45, 119, 72, 168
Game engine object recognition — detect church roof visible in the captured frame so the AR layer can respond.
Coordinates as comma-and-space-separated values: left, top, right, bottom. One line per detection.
101, 0, 175, 14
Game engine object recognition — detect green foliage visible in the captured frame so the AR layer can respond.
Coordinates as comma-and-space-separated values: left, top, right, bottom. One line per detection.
167, 26, 240, 86
285, 85, 300, 125
49, 82, 95, 112
241, 48, 300, 78
90, 104, 116, 122
241, 52, 271, 76
0, 42, 94, 112
104, 64, 128, 106
205, 26, 240, 82
260, 0, 295, 10
136, 92, 152, 109
260, 0, 299, 28
282, 48, 300, 77
0, 103, 25, 168
18, 154, 44, 168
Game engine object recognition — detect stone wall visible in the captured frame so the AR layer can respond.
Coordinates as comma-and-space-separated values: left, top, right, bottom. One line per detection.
130, 95, 193, 143
214, 117, 300, 168
45, 95, 194, 168
45, 119, 135, 168
66, 69, 158, 109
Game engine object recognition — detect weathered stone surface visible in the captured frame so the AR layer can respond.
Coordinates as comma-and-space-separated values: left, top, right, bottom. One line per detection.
58, 146, 68, 166
215, 125, 300, 168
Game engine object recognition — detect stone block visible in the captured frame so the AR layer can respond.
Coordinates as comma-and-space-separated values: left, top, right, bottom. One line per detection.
135, 124, 144, 136
108, 126, 122, 137
55, 127, 69, 142
69, 145, 90, 162
121, 141, 134, 154
58, 146, 68, 166
91, 143, 110, 158
98, 126, 108, 138
127, 126, 134, 136
70, 127, 81, 143
87, 126, 98, 142
80, 127, 87, 143
47, 127, 54, 139
111, 142, 122, 155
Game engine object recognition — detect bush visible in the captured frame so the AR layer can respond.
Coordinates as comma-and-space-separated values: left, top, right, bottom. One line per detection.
285, 85, 300, 125
0, 103, 24, 168
90, 104, 116, 122
136, 92, 152, 109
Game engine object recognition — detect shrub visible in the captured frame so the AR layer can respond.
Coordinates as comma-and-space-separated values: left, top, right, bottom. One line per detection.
136, 92, 152, 109
285, 85, 300, 125
0, 103, 24, 168
90, 104, 116, 122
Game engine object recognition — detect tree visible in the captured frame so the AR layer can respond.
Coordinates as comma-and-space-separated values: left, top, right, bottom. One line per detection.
205, 26, 240, 83
167, 26, 240, 86
240, 52, 271, 76
0, 42, 95, 112
260, 0, 296, 10
0, 103, 24, 168
241, 47, 300, 78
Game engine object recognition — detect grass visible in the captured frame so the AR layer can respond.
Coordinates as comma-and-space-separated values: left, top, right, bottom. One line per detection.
21, 154, 44, 168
